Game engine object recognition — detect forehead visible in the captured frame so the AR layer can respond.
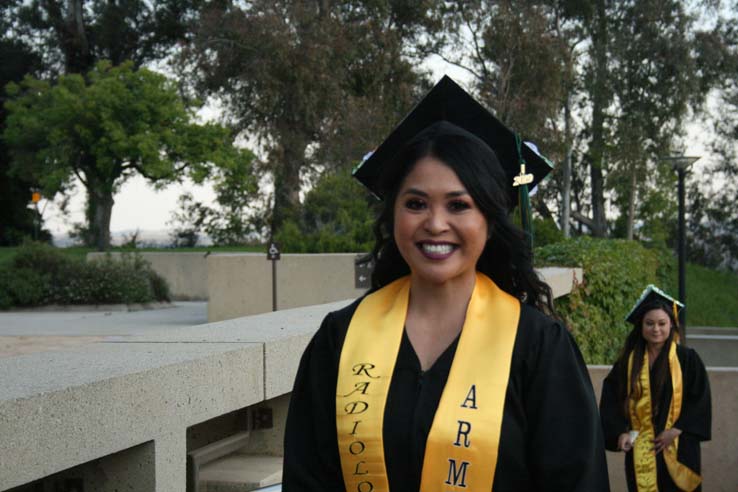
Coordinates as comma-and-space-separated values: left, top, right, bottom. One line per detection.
643, 308, 670, 319
399, 157, 465, 190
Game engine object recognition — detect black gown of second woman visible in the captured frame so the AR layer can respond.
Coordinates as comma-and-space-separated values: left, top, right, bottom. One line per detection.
600, 344, 711, 492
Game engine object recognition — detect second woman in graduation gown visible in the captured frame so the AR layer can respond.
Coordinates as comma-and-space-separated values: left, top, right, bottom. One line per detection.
283, 82, 610, 492
600, 293, 711, 492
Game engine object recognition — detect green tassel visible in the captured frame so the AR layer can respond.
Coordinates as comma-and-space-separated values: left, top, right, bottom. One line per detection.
515, 134, 534, 249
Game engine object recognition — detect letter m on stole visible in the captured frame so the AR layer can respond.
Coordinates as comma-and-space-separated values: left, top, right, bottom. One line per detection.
444, 458, 470, 488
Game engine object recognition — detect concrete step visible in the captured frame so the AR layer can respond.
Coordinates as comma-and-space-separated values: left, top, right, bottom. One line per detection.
686, 331, 738, 367
199, 454, 282, 492
689, 326, 738, 336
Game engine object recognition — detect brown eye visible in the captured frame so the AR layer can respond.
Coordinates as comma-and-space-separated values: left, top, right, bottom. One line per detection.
448, 200, 471, 212
405, 198, 425, 211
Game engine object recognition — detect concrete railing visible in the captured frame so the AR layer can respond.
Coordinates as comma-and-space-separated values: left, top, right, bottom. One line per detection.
206, 253, 368, 322
88, 252, 209, 301
86, 251, 585, 322
206, 254, 584, 322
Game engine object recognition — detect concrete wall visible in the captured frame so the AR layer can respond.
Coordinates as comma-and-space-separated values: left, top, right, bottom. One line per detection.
589, 365, 738, 492
207, 254, 583, 322
207, 253, 366, 322
88, 252, 209, 301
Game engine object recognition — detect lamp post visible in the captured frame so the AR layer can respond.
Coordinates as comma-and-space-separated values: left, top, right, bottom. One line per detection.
659, 155, 700, 340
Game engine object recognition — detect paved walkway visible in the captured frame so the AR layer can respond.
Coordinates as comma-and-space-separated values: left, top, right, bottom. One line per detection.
0, 302, 207, 358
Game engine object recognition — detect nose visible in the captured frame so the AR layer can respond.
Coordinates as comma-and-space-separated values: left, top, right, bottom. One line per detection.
423, 206, 449, 234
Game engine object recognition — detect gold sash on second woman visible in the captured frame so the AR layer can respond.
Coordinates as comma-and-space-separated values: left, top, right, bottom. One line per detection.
336, 272, 520, 492
628, 340, 702, 492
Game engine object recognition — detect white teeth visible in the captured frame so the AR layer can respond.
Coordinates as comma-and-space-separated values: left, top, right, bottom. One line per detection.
421, 243, 454, 255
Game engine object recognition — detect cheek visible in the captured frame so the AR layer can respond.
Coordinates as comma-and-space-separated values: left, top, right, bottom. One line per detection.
466, 218, 489, 249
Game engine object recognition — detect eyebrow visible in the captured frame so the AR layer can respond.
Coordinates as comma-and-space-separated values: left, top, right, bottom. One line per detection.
401, 188, 469, 198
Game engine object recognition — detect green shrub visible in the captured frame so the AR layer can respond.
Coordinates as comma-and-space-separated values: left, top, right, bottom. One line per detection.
0, 243, 171, 308
532, 217, 566, 248
535, 237, 670, 365
275, 171, 377, 253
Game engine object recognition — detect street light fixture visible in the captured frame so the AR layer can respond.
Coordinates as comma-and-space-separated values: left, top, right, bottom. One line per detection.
659, 155, 700, 340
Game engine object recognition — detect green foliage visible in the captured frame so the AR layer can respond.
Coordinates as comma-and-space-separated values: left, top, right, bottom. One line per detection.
0, 243, 170, 308
168, 146, 261, 247
0, 35, 46, 246
275, 171, 377, 253
531, 217, 566, 248
8, 0, 204, 75
536, 237, 671, 364
3, 61, 245, 250
662, 263, 738, 327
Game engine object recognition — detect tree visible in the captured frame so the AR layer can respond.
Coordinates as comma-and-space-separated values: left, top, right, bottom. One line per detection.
169, 148, 262, 247
1, 0, 208, 243
424, 1, 574, 155
606, 0, 699, 240
184, 0, 433, 236
275, 170, 377, 253
4, 61, 250, 250
688, 4, 738, 271
0, 33, 46, 245
5, 0, 203, 75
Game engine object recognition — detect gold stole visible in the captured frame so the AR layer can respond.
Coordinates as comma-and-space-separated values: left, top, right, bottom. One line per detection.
336, 272, 520, 492
627, 341, 702, 492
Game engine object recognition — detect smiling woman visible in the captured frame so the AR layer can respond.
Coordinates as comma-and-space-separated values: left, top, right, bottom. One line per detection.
600, 285, 712, 492
393, 157, 488, 291
282, 77, 610, 492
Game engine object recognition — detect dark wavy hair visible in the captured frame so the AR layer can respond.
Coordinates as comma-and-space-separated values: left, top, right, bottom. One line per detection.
614, 300, 680, 415
366, 121, 555, 315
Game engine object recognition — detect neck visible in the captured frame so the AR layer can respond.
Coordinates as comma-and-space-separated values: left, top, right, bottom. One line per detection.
408, 271, 477, 315
647, 342, 665, 360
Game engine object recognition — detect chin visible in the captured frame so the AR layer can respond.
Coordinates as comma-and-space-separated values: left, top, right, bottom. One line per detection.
411, 267, 471, 286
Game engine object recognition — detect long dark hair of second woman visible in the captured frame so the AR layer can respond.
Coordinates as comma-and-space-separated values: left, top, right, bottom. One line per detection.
367, 122, 556, 316
614, 300, 680, 417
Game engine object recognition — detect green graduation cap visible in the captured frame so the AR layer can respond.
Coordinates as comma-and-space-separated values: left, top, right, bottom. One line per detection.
352, 75, 554, 214
625, 284, 685, 325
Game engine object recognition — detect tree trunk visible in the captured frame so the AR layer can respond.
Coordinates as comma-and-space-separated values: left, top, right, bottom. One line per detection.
589, 0, 609, 238
561, 93, 573, 238
63, 0, 92, 73
84, 171, 114, 251
270, 141, 305, 237
626, 168, 636, 240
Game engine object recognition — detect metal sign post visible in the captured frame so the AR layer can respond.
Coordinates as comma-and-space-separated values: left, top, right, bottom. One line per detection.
31, 191, 42, 241
267, 242, 281, 312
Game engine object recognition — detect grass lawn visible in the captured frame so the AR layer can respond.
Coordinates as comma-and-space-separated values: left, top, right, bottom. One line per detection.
0, 244, 265, 265
665, 263, 738, 327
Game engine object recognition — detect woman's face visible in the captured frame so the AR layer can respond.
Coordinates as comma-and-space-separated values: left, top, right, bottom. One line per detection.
641, 308, 672, 347
393, 156, 489, 287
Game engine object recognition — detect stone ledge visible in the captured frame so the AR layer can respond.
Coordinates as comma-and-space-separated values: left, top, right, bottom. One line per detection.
6, 302, 174, 313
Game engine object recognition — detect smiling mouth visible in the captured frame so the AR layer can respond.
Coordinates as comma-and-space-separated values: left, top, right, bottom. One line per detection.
418, 242, 457, 258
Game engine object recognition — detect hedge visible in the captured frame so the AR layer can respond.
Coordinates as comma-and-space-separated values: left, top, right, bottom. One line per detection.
535, 237, 673, 365
0, 242, 170, 309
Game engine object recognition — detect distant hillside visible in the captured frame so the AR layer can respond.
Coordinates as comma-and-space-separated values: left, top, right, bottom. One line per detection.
52, 230, 214, 248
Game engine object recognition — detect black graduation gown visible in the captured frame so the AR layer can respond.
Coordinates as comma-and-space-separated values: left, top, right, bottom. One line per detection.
283, 298, 610, 492
599, 344, 712, 492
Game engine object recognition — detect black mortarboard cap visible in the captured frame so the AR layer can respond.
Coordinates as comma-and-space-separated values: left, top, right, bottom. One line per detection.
625, 284, 685, 325
352, 75, 554, 209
